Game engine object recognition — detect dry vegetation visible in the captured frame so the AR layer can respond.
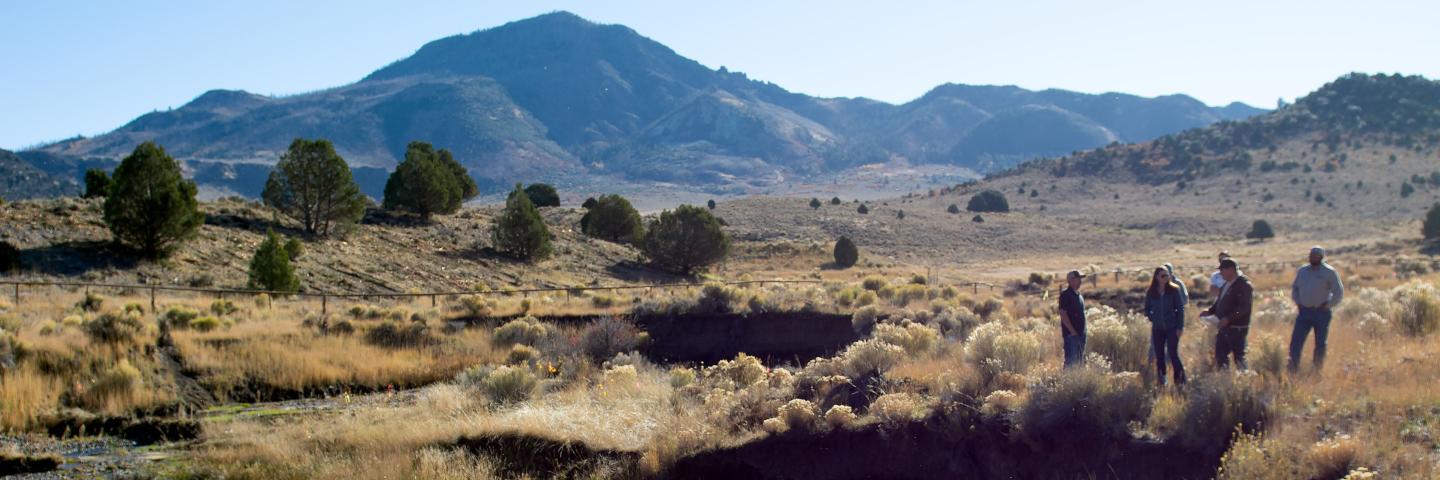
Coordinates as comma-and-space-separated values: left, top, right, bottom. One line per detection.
8, 258, 1427, 478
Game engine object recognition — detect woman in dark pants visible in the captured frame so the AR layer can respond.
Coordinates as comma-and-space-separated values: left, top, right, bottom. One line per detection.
1145, 267, 1187, 386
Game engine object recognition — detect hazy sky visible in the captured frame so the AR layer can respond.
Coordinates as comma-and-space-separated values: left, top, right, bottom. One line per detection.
3, 0, 1436, 149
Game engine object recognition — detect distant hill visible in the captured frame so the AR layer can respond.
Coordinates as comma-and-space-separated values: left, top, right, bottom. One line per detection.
31, 11, 1261, 196
0, 149, 80, 200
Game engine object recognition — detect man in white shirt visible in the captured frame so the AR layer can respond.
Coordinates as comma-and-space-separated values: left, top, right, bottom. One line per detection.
1209, 251, 1242, 298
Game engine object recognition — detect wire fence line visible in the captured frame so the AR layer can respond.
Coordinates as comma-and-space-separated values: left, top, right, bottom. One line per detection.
0, 257, 1396, 312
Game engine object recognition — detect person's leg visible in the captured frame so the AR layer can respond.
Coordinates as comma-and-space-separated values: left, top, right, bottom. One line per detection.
1077, 334, 1086, 365
1152, 328, 1168, 384
1313, 310, 1332, 370
1168, 329, 1186, 385
1215, 330, 1231, 370
1234, 329, 1249, 371
1063, 335, 1078, 368
1288, 310, 1315, 373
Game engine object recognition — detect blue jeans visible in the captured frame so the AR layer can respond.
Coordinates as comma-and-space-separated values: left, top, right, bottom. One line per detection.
1063, 333, 1086, 368
1152, 327, 1186, 385
1289, 307, 1332, 372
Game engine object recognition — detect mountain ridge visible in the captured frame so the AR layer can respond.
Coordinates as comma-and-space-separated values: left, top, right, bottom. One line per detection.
27, 10, 1263, 199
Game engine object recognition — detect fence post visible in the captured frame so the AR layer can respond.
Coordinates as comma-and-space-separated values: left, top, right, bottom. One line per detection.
322, 294, 328, 315
13, 283, 18, 306
431, 295, 436, 308
150, 287, 156, 312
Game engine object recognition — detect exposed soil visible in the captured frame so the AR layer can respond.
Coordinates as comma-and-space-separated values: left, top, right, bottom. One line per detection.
452, 432, 641, 479
637, 312, 862, 365
668, 419, 1219, 480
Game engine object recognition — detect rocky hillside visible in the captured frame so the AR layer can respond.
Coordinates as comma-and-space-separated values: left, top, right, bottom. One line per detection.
29, 11, 1258, 196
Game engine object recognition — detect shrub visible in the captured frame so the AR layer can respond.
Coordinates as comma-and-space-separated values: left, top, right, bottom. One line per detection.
861, 276, 887, 291
1176, 373, 1276, 455
580, 316, 641, 362
1356, 312, 1390, 338
1252, 334, 1286, 380
492, 317, 551, 347
84, 168, 111, 198
1395, 282, 1440, 337
851, 305, 881, 333
974, 297, 1005, 319
855, 290, 878, 307
966, 190, 1010, 213
283, 238, 303, 261
481, 366, 537, 406
522, 183, 560, 207
83, 359, 143, 410
873, 322, 940, 357
382, 142, 476, 220
776, 399, 820, 432
260, 138, 366, 236
102, 141, 203, 257
870, 393, 925, 427
825, 405, 857, 429
328, 320, 355, 336
1083, 312, 1148, 373
364, 321, 432, 348
457, 295, 492, 317
1018, 366, 1149, 444
830, 197, 842, 205
966, 323, 1043, 382
857, 204, 869, 214
0, 241, 18, 273
248, 230, 300, 293
695, 282, 745, 314
76, 292, 104, 312
640, 205, 730, 274
1246, 220, 1276, 240
210, 299, 237, 316
189, 316, 222, 332
83, 312, 143, 345
841, 339, 905, 377
505, 344, 539, 365
590, 294, 617, 308
1217, 432, 1302, 480
947, 203, 961, 214
669, 367, 697, 388
580, 194, 643, 243
833, 236, 859, 268
706, 199, 716, 209
707, 353, 766, 388
809, 198, 822, 209
492, 184, 553, 261
892, 284, 928, 307
1306, 435, 1361, 480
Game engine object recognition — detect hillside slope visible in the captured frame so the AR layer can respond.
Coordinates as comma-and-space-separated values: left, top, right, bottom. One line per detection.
30, 12, 1260, 195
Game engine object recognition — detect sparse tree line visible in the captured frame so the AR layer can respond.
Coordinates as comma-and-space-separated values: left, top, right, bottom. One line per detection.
41, 139, 735, 291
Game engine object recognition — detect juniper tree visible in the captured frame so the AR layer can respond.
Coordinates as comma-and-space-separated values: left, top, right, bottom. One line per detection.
262, 138, 366, 237
640, 205, 730, 275
102, 142, 203, 258
84, 169, 110, 198
833, 236, 859, 268
382, 141, 477, 221
248, 230, 300, 293
581, 194, 643, 243
523, 183, 561, 207
492, 184, 552, 261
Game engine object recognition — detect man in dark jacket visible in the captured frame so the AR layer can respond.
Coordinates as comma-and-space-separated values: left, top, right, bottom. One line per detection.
1203, 259, 1252, 370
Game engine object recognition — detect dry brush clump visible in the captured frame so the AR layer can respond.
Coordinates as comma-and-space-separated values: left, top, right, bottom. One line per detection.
1016, 364, 1149, 446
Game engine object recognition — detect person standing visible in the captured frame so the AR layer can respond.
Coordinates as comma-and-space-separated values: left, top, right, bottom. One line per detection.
1204, 259, 1252, 370
1145, 267, 1188, 386
1289, 246, 1345, 374
1058, 270, 1087, 368
1209, 251, 1242, 299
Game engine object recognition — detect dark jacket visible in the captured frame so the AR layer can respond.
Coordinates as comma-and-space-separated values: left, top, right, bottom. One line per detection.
1144, 286, 1187, 331
1204, 275, 1253, 328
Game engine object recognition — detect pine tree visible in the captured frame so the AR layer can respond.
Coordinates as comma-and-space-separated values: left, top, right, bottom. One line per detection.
967, 190, 1010, 213
640, 205, 730, 275
248, 230, 300, 293
1246, 220, 1276, 240
84, 169, 110, 198
833, 236, 859, 268
581, 194, 643, 243
262, 138, 366, 237
103, 142, 203, 258
492, 184, 552, 261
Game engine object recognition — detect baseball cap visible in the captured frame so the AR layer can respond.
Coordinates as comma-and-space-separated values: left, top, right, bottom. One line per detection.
1310, 246, 1325, 256
1067, 270, 1086, 280
1219, 258, 1238, 270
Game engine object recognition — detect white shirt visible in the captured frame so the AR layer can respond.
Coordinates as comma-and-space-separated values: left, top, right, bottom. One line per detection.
1211, 269, 1243, 290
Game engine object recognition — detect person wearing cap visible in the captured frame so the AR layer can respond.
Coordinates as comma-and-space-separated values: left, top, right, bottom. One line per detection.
1209, 251, 1242, 299
1289, 246, 1345, 374
1203, 258, 1252, 370
1058, 270, 1088, 368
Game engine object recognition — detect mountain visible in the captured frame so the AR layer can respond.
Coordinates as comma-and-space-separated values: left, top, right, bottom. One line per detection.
1000, 73, 1440, 183
31, 11, 1262, 196
1, 148, 79, 200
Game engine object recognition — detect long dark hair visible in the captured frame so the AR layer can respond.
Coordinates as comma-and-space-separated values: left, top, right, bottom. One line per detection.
1148, 267, 1178, 298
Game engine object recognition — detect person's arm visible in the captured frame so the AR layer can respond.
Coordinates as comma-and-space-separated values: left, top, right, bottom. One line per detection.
1328, 269, 1344, 309
1174, 292, 1186, 327
1291, 270, 1302, 307
1059, 294, 1078, 336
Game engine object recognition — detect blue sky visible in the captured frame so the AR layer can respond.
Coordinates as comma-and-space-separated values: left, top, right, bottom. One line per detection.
3, 0, 1436, 150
